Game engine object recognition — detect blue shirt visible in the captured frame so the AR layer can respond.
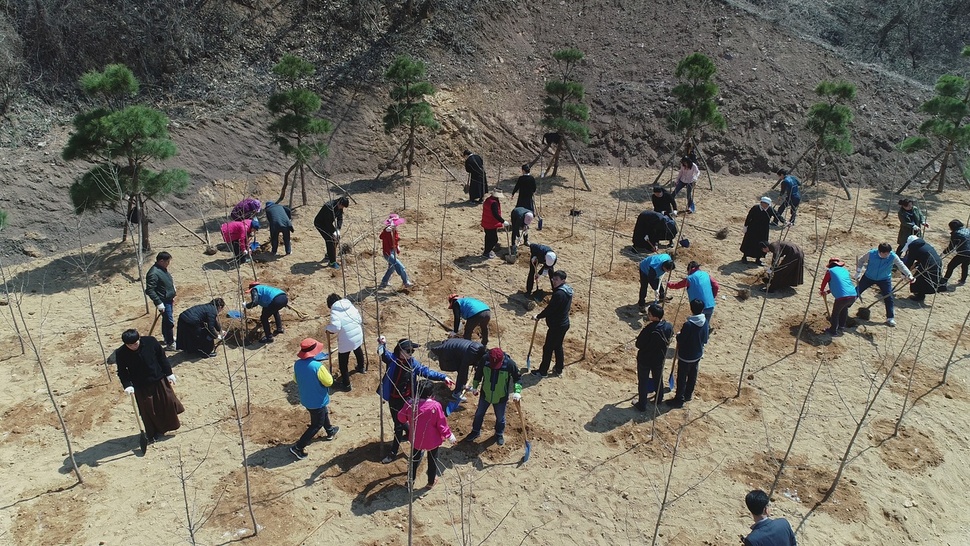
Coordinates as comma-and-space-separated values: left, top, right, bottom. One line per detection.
687, 270, 716, 310
780, 175, 801, 201
250, 285, 285, 307
827, 267, 855, 299
640, 253, 672, 277
456, 298, 489, 319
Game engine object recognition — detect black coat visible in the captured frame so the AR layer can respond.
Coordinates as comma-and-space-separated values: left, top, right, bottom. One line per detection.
177, 303, 222, 353
116, 336, 173, 390
651, 190, 678, 215
904, 239, 945, 294
636, 320, 673, 367
313, 200, 343, 233
633, 211, 677, 251
740, 205, 781, 258
537, 283, 573, 328
265, 202, 293, 230
512, 175, 537, 211
428, 339, 487, 372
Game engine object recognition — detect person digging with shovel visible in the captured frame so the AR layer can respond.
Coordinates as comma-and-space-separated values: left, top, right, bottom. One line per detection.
819, 257, 856, 337
637, 253, 675, 312
855, 242, 914, 327
467, 347, 522, 446
176, 298, 226, 358
116, 329, 184, 451
525, 244, 557, 299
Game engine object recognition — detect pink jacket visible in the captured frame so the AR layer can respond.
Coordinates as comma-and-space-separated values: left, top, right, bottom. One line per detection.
397, 398, 452, 451
221, 219, 253, 245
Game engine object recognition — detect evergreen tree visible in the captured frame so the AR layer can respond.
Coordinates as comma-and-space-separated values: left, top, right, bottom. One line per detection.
62, 64, 189, 252
383, 55, 438, 177
267, 54, 332, 205
803, 80, 856, 198
898, 45, 970, 193
541, 48, 590, 177
667, 52, 726, 149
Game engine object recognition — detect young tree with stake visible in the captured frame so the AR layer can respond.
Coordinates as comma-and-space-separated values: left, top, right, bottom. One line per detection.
62, 64, 189, 253
267, 54, 333, 206
540, 48, 591, 186
384, 55, 439, 177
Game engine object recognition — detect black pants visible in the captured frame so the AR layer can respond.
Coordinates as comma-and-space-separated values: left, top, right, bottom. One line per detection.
673, 359, 699, 402
464, 310, 491, 346
261, 293, 288, 338
538, 323, 570, 374
637, 360, 664, 405
270, 226, 292, 254
409, 447, 441, 486
944, 255, 970, 284
338, 346, 365, 385
527, 262, 555, 294
295, 405, 334, 450
638, 270, 661, 306
484, 229, 499, 255
830, 296, 856, 333
316, 226, 337, 263
389, 397, 408, 456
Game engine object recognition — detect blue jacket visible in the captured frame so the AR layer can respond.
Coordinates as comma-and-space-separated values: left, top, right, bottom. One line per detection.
640, 253, 672, 277
456, 298, 489, 319
379, 351, 447, 402
687, 270, 716, 310
676, 314, 709, 363
780, 175, 801, 202
827, 267, 855, 299
294, 355, 333, 409
249, 284, 285, 307
744, 517, 797, 546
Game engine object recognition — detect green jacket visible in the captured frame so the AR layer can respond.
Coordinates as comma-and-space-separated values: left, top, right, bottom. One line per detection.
145, 264, 176, 305
472, 353, 522, 404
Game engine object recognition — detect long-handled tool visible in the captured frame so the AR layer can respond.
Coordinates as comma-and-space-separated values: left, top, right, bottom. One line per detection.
857, 277, 910, 320
526, 320, 539, 371
514, 399, 531, 463
130, 392, 149, 454
326, 331, 334, 375
822, 292, 831, 319
503, 226, 516, 264
148, 310, 161, 336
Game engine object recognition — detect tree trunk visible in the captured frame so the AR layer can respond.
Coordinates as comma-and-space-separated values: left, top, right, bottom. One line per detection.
138, 195, 151, 252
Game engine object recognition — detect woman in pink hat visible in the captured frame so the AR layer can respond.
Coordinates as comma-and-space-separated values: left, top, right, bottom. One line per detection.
379, 213, 414, 289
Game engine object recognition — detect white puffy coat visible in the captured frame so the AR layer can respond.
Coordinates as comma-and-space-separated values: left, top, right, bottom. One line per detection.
326, 298, 364, 353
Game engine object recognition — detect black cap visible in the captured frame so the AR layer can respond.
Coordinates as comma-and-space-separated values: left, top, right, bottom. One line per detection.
652, 186, 663, 193
396, 339, 421, 353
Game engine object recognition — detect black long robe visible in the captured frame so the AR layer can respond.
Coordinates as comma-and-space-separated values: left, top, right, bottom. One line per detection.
633, 211, 678, 251
904, 239, 945, 295
765, 241, 805, 289
177, 303, 222, 354
741, 205, 781, 259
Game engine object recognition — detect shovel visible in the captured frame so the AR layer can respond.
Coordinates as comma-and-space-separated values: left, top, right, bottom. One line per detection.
513, 399, 531, 463
856, 277, 909, 320
504, 226, 516, 264
148, 310, 161, 336
525, 320, 539, 371
130, 392, 149, 454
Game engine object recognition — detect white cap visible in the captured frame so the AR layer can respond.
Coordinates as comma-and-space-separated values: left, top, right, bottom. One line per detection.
545, 251, 557, 266
760, 196, 772, 205
523, 212, 535, 225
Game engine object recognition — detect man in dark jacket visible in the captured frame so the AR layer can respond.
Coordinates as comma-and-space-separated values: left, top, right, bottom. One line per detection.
314, 196, 349, 269
531, 270, 573, 377
176, 298, 225, 358
511, 163, 537, 212
651, 186, 678, 217
264, 200, 294, 255
526, 243, 558, 297
116, 329, 184, 444
427, 338, 488, 402
743, 489, 797, 546
943, 219, 970, 286
666, 299, 709, 408
145, 251, 177, 350
634, 303, 674, 410
464, 149, 488, 203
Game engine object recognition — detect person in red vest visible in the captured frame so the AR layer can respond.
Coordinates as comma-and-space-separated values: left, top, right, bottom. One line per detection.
481, 190, 510, 259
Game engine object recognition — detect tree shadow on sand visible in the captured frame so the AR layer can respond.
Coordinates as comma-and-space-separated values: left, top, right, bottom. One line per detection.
7, 241, 138, 296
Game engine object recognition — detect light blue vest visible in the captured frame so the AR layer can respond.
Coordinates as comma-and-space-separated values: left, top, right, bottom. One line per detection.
828, 267, 855, 298
640, 253, 672, 276
687, 270, 716, 309
458, 298, 489, 319
863, 249, 896, 281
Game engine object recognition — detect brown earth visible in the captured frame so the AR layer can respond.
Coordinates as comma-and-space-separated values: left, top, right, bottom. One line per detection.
1, 161, 970, 544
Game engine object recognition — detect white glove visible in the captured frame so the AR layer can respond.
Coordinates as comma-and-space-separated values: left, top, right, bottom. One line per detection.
503, 221, 511, 229
447, 330, 459, 339
124, 386, 134, 394
156, 303, 166, 313
444, 377, 456, 388
909, 276, 916, 283
671, 210, 678, 216
334, 230, 340, 238
167, 374, 177, 384
378, 335, 387, 345
510, 392, 521, 402
742, 226, 748, 234
448, 433, 457, 445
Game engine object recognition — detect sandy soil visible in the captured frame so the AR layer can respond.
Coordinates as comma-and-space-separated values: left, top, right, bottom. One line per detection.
2, 161, 970, 545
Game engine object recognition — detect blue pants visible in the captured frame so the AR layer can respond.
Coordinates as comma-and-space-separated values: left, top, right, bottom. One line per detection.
161, 301, 175, 345
381, 251, 411, 286
672, 181, 695, 212
295, 405, 334, 450
471, 395, 507, 436
857, 276, 894, 319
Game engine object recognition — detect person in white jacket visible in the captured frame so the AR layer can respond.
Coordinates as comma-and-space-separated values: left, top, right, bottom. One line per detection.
325, 293, 365, 391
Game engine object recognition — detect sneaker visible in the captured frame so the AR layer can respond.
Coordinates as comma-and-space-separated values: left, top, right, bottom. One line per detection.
550, 369, 563, 377
338, 381, 352, 392
496, 434, 505, 446
638, 304, 647, 314
381, 454, 397, 464
289, 445, 308, 460
326, 426, 340, 440
200, 349, 218, 358
664, 398, 684, 408
755, 259, 764, 266
378, 283, 389, 289
355, 365, 366, 374
258, 336, 274, 343
466, 431, 480, 441
273, 328, 285, 335
404, 282, 415, 288
164, 343, 177, 351
530, 370, 547, 377
427, 479, 436, 489
330, 262, 341, 270
487, 251, 497, 259
887, 318, 897, 327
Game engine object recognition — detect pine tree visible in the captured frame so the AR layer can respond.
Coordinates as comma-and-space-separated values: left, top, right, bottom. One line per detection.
541, 48, 590, 177
898, 45, 970, 193
803, 80, 856, 198
62, 64, 189, 252
267, 54, 332, 205
383, 55, 439, 177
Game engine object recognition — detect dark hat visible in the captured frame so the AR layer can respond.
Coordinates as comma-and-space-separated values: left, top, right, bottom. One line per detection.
396, 339, 421, 353
488, 347, 504, 369
652, 186, 663, 193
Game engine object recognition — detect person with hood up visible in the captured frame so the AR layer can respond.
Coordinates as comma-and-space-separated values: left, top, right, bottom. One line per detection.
289, 338, 340, 460
245, 281, 287, 343
819, 257, 856, 336
463, 149, 488, 203
397, 379, 456, 489
378, 338, 455, 464
325, 293, 365, 391
526, 243, 558, 298
264, 200, 294, 255
943, 219, 970, 286
531, 270, 573, 377
220, 217, 260, 264
176, 298, 225, 358
638, 253, 675, 312
448, 295, 492, 347
481, 190, 509, 258
666, 299, 709, 408
666, 261, 719, 323
379, 213, 414, 289
900, 235, 945, 302
467, 347, 523, 446
740, 197, 782, 265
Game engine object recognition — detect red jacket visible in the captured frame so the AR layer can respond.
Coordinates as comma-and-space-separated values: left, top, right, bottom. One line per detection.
481, 196, 504, 230
380, 228, 400, 256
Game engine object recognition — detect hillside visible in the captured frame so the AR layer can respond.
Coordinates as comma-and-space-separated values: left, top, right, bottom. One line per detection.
2, 0, 963, 262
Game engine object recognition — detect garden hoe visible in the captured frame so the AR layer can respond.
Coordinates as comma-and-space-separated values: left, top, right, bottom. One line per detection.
514, 399, 532, 463
130, 393, 149, 454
